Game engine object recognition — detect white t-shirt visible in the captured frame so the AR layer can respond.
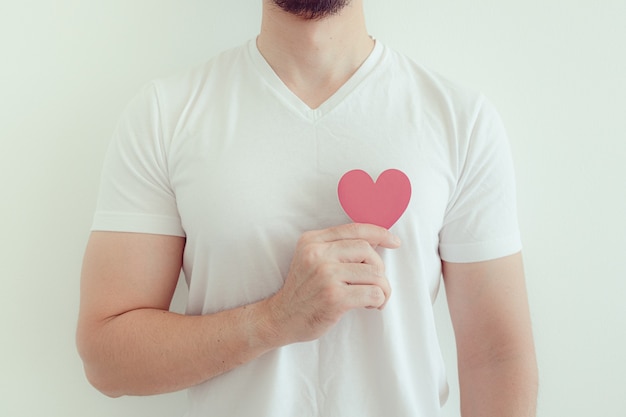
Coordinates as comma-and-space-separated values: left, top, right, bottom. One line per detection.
93, 39, 521, 417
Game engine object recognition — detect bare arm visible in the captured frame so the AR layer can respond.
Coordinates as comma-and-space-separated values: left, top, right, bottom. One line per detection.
76, 231, 280, 397
442, 252, 538, 417
76, 224, 399, 397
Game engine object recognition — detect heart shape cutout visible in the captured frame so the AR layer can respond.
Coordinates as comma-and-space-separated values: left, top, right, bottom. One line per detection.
338, 169, 411, 229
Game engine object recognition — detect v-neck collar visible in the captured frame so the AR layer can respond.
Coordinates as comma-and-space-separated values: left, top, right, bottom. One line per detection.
247, 38, 384, 122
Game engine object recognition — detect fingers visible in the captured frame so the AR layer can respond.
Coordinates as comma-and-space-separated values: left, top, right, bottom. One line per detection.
326, 238, 385, 266
306, 223, 401, 249
346, 284, 391, 311
270, 223, 400, 344
296, 223, 397, 309
319, 261, 391, 306
345, 284, 386, 310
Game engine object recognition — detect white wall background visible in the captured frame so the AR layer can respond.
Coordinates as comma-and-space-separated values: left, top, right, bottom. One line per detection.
1, 1, 624, 416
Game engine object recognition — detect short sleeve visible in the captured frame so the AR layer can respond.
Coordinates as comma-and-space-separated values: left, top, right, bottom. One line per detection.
91, 83, 185, 237
438, 97, 521, 263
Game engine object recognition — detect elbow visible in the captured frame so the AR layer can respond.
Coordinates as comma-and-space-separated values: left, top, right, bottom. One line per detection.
76, 328, 126, 398
83, 366, 125, 398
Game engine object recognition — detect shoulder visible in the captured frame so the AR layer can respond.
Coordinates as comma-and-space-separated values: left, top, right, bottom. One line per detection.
375, 42, 491, 120
123, 40, 257, 137
149, 40, 252, 102
378, 43, 507, 149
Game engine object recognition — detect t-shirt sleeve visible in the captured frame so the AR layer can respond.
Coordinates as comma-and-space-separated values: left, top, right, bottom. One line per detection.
91, 83, 185, 237
438, 97, 521, 263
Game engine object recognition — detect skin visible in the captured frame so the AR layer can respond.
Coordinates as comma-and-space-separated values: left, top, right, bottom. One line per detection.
257, 0, 373, 108
444, 254, 538, 417
77, 1, 538, 415
78, 225, 398, 396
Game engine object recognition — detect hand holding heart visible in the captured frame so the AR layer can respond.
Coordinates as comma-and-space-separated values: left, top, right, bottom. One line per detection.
266, 223, 401, 345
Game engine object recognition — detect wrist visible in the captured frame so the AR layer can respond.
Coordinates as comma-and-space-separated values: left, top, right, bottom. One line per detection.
243, 297, 287, 353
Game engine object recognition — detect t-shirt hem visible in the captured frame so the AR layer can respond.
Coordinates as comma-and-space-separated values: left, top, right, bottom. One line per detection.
439, 234, 522, 263
91, 212, 185, 237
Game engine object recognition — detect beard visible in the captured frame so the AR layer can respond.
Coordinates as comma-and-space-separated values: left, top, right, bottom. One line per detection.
272, 0, 352, 20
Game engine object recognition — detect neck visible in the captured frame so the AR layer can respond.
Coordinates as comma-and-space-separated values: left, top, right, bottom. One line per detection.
257, 0, 374, 108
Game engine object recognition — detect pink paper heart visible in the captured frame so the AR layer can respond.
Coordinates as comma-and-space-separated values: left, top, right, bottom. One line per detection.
338, 169, 411, 229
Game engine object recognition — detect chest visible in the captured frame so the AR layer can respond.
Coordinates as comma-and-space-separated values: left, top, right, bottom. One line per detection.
168, 103, 455, 247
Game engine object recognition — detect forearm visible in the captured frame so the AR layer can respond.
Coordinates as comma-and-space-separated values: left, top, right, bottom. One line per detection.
77, 225, 399, 398
458, 351, 538, 417
77, 299, 279, 397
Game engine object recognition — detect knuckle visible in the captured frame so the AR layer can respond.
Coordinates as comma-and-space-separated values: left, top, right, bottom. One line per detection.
378, 271, 391, 288
299, 230, 317, 243
315, 262, 336, 280
372, 259, 386, 276
300, 242, 324, 266
319, 285, 342, 305
369, 287, 385, 305
353, 239, 371, 252
343, 222, 362, 235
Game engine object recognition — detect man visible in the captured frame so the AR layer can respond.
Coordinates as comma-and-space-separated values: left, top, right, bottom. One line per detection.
77, 1, 538, 416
